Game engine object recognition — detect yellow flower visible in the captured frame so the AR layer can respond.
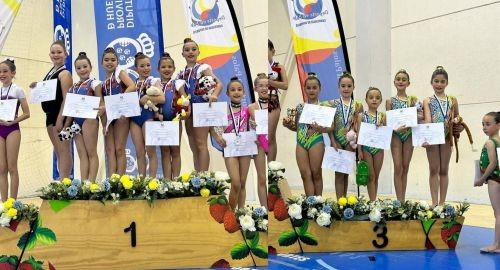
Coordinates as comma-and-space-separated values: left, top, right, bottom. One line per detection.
3, 198, 15, 210
120, 175, 131, 183
426, 210, 433, 219
200, 188, 210, 197
6, 208, 17, 218
148, 179, 159, 190
181, 172, 191, 182
338, 197, 347, 207
62, 178, 72, 186
122, 180, 133, 190
90, 183, 100, 193
347, 196, 358, 205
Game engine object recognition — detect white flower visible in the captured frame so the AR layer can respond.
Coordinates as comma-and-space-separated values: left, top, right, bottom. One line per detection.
433, 205, 443, 215
288, 203, 302, 219
214, 171, 230, 181
316, 212, 331, 227
183, 182, 190, 188
258, 219, 268, 231
419, 200, 430, 210
315, 196, 324, 203
239, 215, 256, 232
369, 208, 382, 223
402, 213, 407, 219
268, 161, 284, 171
307, 208, 318, 218
173, 182, 183, 190
0, 213, 11, 227
440, 213, 445, 218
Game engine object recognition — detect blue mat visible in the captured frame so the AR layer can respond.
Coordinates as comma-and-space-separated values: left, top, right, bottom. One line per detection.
268, 225, 500, 270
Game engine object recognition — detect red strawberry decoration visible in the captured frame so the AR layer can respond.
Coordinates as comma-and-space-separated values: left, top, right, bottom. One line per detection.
208, 196, 229, 223
0, 262, 16, 270
273, 198, 289, 221
0, 256, 16, 270
210, 259, 230, 268
18, 256, 43, 270
268, 246, 277, 255
268, 192, 280, 212
223, 210, 240, 233
441, 220, 462, 249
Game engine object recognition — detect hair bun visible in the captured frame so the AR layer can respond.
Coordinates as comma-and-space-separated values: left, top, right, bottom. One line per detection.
4, 57, 14, 63
183, 37, 194, 43
230, 76, 240, 81
435, 65, 445, 70
78, 52, 87, 56
307, 72, 317, 77
104, 47, 115, 53
341, 71, 351, 76
135, 52, 144, 58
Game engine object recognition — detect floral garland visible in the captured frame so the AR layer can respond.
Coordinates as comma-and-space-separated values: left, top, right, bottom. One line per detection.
39, 171, 230, 204
0, 198, 39, 227
235, 206, 268, 235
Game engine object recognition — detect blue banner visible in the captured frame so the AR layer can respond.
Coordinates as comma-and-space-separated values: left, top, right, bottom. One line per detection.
53, 0, 73, 180
94, 0, 164, 177
94, 0, 164, 80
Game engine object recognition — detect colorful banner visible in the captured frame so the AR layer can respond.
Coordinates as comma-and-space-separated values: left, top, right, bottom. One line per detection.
287, 0, 350, 101
0, 0, 23, 50
53, 0, 73, 180
94, 0, 164, 177
183, 0, 254, 104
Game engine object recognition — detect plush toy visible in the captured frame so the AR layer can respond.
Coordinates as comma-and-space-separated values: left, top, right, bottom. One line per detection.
70, 122, 81, 135
197, 75, 216, 101
144, 86, 162, 112
58, 127, 73, 141
346, 129, 357, 148
172, 94, 190, 121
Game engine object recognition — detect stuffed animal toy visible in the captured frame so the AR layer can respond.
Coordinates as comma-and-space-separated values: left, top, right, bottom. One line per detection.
58, 127, 73, 141
197, 75, 216, 101
144, 86, 162, 112
172, 94, 190, 121
282, 108, 297, 131
346, 129, 357, 148
70, 121, 81, 135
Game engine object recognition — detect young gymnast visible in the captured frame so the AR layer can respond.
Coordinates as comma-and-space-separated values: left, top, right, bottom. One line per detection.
268, 39, 288, 161
249, 73, 269, 206
327, 72, 363, 199
157, 52, 190, 179
474, 111, 500, 253
423, 66, 459, 206
210, 77, 252, 210
295, 73, 333, 196
358, 87, 386, 201
386, 69, 423, 202
0, 59, 30, 201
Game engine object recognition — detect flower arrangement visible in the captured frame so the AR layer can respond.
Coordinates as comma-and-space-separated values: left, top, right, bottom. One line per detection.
39, 171, 230, 204
284, 194, 470, 227
267, 161, 285, 211
0, 198, 39, 227
235, 206, 268, 236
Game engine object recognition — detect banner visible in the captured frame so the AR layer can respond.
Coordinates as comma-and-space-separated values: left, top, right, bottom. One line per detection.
94, 0, 164, 80
183, 0, 254, 104
0, 0, 23, 51
287, 0, 350, 101
94, 0, 164, 177
53, 0, 73, 180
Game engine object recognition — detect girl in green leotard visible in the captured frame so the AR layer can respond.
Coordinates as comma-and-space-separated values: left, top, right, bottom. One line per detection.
295, 73, 333, 196
474, 111, 500, 253
358, 87, 386, 201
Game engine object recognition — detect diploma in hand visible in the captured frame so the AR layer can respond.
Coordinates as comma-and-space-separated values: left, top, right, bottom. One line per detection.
29, 79, 57, 103
412, 123, 446, 146
321, 147, 356, 174
193, 102, 228, 127
386, 107, 418, 129
298, 104, 336, 127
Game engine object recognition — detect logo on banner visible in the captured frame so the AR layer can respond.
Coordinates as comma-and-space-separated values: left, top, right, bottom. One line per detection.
191, 0, 220, 26
293, 0, 324, 20
106, 33, 154, 70
53, 24, 71, 54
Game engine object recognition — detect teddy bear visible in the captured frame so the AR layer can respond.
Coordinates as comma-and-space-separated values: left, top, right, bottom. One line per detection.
144, 86, 162, 112
346, 129, 357, 148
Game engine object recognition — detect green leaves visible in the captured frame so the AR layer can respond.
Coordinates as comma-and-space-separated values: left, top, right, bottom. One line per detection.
16, 216, 57, 251
279, 219, 319, 247
251, 245, 268, 259
230, 242, 250, 260
230, 232, 268, 260
299, 232, 318, 246
278, 230, 298, 246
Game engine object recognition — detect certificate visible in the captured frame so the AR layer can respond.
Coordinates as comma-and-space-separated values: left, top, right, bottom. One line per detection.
104, 92, 141, 121
254, 109, 268, 135
357, 122, 393, 150
193, 102, 228, 127
222, 131, 258, 157
386, 107, 418, 129
0, 99, 18, 121
29, 79, 57, 103
411, 123, 445, 146
497, 148, 500, 167
62, 93, 100, 119
298, 104, 336, 127
321, 147, 356, 174
474, 160, 481, 186
145, 121, 179, 146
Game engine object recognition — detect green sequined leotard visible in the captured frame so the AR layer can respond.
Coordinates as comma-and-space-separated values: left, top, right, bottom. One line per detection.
479, 138, 500, 181
428, 95, 454, 140
296, 103, 324, 150
390, 95, 418, 143
361, 111, 385, 156
330, 99, 363, 148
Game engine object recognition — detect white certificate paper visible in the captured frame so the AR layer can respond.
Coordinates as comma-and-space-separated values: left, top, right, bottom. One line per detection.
298, 104, 336, 128
62, 93, 100, 119
386, 107, 418, 129
357, 123, 393, 150
412, 123, 445, 146
474, 160, 481, 186
0, 99, 18, 121
497, 148, 500, 167
321, 147, 356, 174
193, 102, 228, 127
254, 109, 268, 135
223, 131, 258, 157
104, 92, 140, 121
29, 79, 57, 103
145, 121, 179, 146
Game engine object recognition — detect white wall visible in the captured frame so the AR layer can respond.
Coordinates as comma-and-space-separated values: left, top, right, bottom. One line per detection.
270, 0, 499, 204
